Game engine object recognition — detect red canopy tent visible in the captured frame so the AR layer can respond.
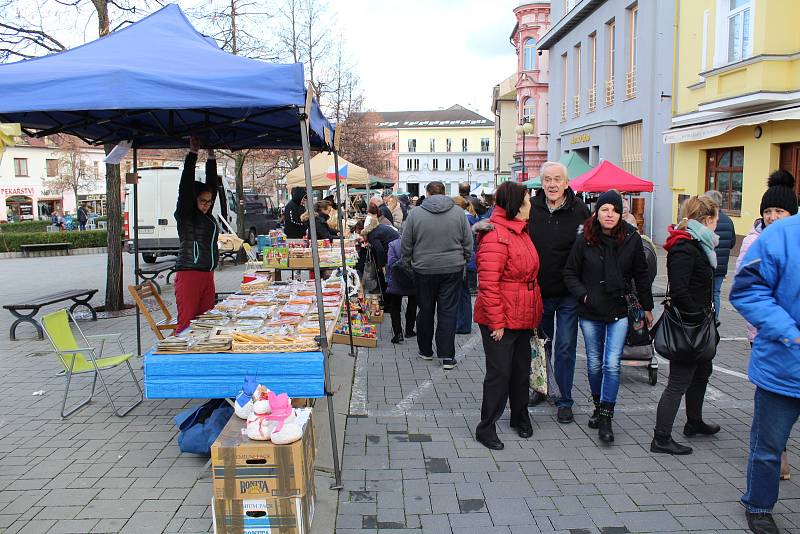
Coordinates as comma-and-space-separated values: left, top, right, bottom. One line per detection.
569, 160, 654, 192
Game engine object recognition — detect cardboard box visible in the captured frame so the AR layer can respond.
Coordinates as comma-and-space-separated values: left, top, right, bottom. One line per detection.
368, 309, 384, 324
332, 333, 378, 348
211, 485, 316, 534
211, 410, 315, 500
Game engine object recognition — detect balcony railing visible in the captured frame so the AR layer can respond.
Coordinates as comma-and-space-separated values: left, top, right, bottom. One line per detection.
625, 68, 637, 99
560, 101, 567, 122
573, 95, 581, 117
605, 77, 615, 106
588, 86, 597, 113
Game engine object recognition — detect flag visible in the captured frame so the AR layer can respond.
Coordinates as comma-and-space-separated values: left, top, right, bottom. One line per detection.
326, 164, 348, 181
0, 123, 21, 164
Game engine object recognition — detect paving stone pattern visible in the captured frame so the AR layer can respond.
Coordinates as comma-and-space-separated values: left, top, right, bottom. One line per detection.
336, 253, 800, 534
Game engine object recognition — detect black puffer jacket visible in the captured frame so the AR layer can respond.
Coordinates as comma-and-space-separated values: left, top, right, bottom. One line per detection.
528, 188, 590, 298
284, 187, 308, 238
363, 221, 400, 269
667, 239, 714, 315
563, 223, 654, 322
713, 210, 735, 277
174, 152, 220, 272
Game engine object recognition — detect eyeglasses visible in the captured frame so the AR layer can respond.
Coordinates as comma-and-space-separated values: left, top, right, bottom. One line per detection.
197, 198, 213, 206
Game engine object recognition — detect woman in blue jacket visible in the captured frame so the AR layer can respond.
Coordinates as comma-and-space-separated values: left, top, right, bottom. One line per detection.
731, 212, 800, 534
386, 238, 417, 344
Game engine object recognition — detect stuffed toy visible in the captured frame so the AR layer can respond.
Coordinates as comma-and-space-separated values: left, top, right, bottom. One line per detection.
234, 376, 259, 419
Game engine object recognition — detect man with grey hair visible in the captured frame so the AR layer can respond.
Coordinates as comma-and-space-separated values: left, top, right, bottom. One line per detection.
703, 190, 735, 319
529, 160, 590, 423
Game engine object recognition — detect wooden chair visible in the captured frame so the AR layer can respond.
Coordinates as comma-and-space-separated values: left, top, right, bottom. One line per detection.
128, 281, 178, 340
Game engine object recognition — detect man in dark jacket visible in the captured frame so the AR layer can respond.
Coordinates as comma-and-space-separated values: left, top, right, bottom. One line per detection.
704, 190, 735, 319
401, 181, 473, 369
284, 187, 308, 238
530, 162, 590, 423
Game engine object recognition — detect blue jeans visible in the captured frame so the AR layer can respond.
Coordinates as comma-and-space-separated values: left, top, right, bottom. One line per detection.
742, 387, 800, 513
713, 275, 724, 319
579, 317, 629, 404
456, 271, 473, 334
540, 296, 579, 407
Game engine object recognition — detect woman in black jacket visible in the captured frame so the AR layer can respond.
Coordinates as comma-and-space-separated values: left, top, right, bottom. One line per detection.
174, 137, 221, 332
563, 191, 653, 443
283, 187, 308, 238
651, 196, 720, 455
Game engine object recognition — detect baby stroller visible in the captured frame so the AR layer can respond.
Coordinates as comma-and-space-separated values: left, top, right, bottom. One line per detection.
621, 234, 659, 385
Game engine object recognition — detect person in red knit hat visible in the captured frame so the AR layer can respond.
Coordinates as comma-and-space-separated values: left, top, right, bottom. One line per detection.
473, 181, 543, 451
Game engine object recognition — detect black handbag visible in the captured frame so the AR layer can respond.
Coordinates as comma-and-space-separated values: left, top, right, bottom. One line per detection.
652, 281, 719, 363
625, 288, 652, 347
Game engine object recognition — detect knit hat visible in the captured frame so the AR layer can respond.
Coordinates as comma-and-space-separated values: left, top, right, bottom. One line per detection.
595, 190, 623, 215
760, 170, 798, 215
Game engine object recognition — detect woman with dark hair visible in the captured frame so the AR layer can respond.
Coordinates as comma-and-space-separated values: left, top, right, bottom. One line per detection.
651, 195, 720, 455
313, 200, 338, 240
174, 136, 222, 332
563, 190, 653, 443
473, 181, 543, 450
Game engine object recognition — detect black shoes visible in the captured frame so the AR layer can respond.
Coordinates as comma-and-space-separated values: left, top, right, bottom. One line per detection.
651, 433, 693, 455
588, 395, 601, 429
557, 406, 574, 424
528, 391, 546, 407
476, 433, 504, 450
391, 333, 404, 344
597, 402, 615, 443
442, 358, 457, 370
746, 512, 779, 534
684, 420, 721, 437
511, 422, 533, 438
405, 329, 416, 338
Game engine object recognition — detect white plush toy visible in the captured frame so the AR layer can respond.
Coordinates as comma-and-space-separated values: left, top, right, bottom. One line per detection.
234, 377, 259, 419
245, 390, 303, 444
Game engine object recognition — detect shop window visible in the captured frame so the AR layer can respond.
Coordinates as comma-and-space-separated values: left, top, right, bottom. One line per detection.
705, 147, 744, 214
14, 158, 29, 177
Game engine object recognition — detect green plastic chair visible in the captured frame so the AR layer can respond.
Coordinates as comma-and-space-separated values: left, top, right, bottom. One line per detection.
41, 309, 143, 418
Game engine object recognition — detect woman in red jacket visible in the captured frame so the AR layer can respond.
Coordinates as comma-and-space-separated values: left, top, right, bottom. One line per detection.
474, 181, 543, 450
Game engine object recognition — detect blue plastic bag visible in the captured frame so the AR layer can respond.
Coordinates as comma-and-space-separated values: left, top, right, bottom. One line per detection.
173, 399, 233, 456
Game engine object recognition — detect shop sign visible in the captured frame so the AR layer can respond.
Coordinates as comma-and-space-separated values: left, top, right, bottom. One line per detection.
570, 134, 591, 144
79, 194, 105, 201
0, 186, 36, 196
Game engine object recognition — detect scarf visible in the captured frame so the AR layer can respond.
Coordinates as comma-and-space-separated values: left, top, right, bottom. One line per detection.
685, 219, 719, 269
599, 233, 626, 296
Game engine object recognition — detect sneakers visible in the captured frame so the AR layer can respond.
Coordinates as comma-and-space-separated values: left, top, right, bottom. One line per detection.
417, 353, 434, 361
557, 406, 574, 424
746, 512, 779, 534
442, 358, 457, 370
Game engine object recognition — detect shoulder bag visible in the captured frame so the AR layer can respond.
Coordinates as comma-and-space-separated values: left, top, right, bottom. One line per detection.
652, 280, 719, 363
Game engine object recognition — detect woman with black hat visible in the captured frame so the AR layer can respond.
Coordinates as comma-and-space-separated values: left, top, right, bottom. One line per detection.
563, 190, 653, 443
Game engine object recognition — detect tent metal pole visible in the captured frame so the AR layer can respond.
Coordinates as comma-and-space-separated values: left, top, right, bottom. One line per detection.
300, 113, 342, 490
133, 147, 142, 357
649, 190, 655, 240
332, 149, 356, 358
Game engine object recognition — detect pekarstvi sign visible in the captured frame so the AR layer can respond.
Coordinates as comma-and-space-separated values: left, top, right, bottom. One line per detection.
0, 186, 36, 196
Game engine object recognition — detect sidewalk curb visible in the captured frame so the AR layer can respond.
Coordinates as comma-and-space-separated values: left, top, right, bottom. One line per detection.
0, 246, 107, 259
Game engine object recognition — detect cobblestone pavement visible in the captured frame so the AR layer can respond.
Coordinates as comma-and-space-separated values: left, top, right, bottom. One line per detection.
335, 253, 800, 534
0, 254, 350, 534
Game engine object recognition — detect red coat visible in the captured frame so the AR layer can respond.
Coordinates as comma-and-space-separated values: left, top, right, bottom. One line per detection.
473, 206, 543, 331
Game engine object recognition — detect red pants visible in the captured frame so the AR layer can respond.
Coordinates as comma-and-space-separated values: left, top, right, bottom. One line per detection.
175, 270, 216, 333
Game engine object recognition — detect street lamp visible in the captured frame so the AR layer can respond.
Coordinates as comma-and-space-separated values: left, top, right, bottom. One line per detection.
515, 120, 534, 182
466, 163, 473, 193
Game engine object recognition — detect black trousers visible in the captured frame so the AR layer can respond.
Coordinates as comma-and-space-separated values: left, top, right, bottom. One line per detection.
476, 325, 533, 440
415, 271, 462, 359
386, 293, 417, 336
654, 359, 713, 435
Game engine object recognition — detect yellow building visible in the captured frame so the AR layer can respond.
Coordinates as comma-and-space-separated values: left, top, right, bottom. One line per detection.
664, 0, 800, 236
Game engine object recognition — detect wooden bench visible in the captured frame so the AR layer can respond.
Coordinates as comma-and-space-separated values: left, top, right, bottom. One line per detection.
20, 243, 72, 257
3, 289, 98, 340
135, 259, 177, 294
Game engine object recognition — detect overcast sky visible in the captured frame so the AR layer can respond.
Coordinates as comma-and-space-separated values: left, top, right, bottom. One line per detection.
331, 0, 520, 119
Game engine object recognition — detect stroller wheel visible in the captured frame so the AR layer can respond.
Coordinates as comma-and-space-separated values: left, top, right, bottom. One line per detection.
648, 367, 658, 386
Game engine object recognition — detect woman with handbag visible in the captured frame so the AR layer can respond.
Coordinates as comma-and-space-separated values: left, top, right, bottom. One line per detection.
651, 196, 720, 455
563, 190, 653, 443
386, 236, 418, 343
473, 182, 543, 451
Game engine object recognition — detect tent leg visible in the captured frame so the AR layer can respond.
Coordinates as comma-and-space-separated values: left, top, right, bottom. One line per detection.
133, 147, 142, 357
332, 150, 356, 358
300, 114, 342, 490
649, 190, 655, 240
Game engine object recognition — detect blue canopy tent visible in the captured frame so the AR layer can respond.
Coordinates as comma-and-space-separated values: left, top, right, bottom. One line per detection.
0, 3, 347, 487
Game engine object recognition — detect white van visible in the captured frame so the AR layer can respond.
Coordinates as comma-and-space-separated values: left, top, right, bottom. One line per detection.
124, 167, 279, 263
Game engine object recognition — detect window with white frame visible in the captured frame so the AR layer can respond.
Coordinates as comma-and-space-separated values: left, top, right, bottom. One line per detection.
445, 158, 452, 171
523, 38, 537, 70
523, 98, 535, 122
476, 159, 483, 171
14, 158, 28, 176
408, 139, 416, 153
446, 138, 452, 152
458, 158, 465, 171
480, 138, 490, 152
413, 159, 420, 171
727, 0, 752, 63
430, 138, 436, 152
432, 159, 439, 171
406, 159, 413, 171
461, 138, 468, 152
484, 158, 490, 171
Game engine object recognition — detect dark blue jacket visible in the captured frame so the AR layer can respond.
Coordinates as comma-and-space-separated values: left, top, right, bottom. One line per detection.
386, 239, 415, 296
714, 210, 735, 277
364, 223, 400, 269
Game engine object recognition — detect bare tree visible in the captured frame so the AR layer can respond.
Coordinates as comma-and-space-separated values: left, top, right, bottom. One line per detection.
43, 135, 101, 203
337, 111, 391, 178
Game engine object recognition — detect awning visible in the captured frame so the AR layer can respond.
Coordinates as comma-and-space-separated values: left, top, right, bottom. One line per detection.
570, 160, 654, 193
663, 106, 800, 144
284, 152, 369, 188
